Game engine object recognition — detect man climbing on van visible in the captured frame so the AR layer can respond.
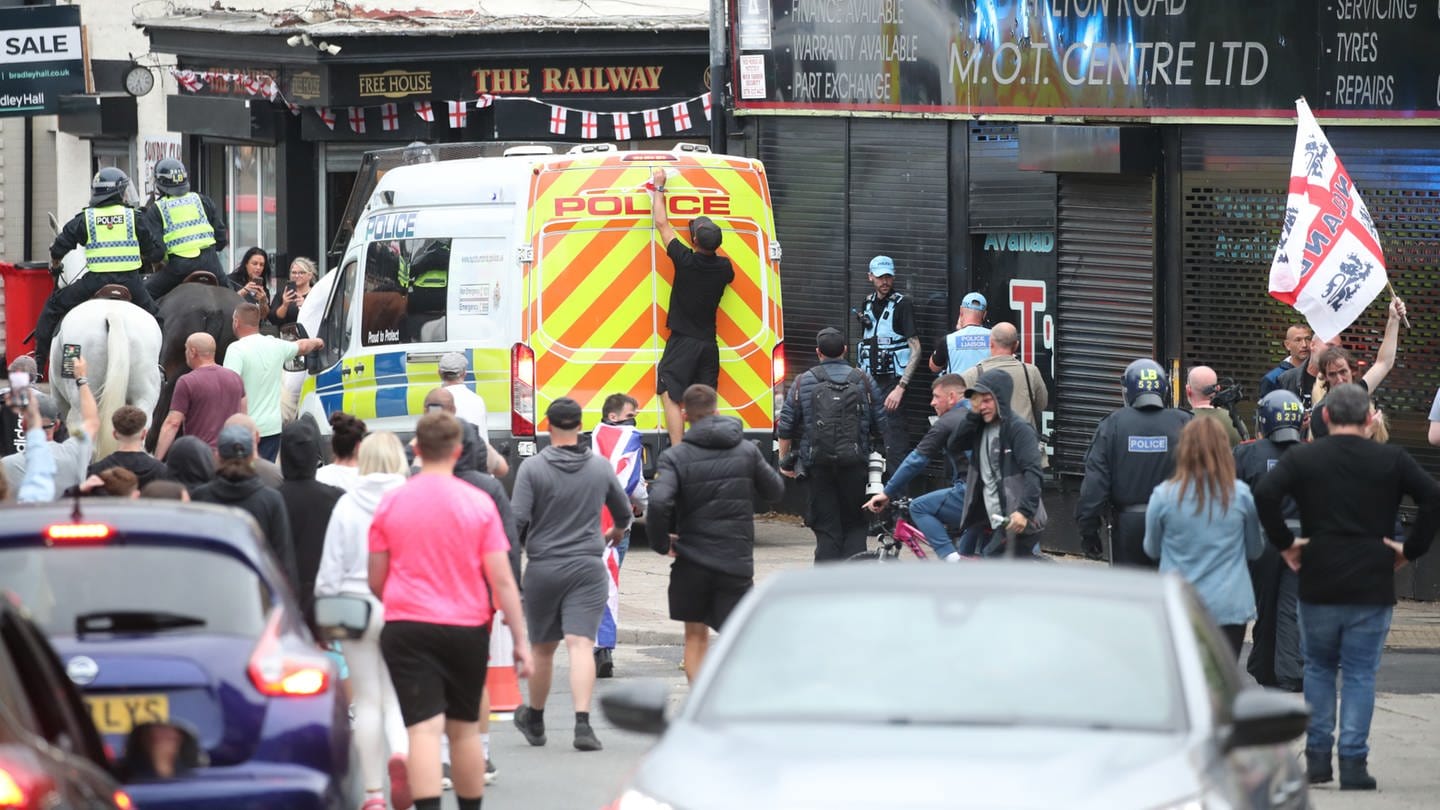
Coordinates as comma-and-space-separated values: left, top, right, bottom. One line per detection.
650, 167, 735, 449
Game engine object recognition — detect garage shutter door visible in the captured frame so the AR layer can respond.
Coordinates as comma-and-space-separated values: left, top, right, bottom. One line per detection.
1054, 175, 1156, 475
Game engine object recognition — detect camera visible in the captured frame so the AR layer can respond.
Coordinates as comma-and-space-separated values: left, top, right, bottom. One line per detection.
865, 451, 885, 497
6, 371, 30, 411
1209, 377, 1245, 409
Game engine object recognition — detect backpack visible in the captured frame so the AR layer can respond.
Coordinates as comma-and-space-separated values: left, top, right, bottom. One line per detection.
808, 367, 868, 465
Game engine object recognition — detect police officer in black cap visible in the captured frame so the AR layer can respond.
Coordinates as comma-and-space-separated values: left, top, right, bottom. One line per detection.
1075, 358, 1191, 566
141, 158, 228, 298
1234, 390, 1305, 692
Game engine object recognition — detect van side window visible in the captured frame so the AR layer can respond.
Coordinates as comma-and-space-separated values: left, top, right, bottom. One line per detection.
318, 259, 356, 369
362, 238, 450, 346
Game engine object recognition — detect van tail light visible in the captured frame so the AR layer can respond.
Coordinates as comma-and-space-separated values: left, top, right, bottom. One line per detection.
45, 523, 113, 543
248, 611, 331, 698
113, 790, 135, 810
771, 342, 786, 387
511, 343, 536, 438
0, 755, 56, 809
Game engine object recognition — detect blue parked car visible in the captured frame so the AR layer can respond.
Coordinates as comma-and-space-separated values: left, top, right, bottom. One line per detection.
0, 501, 357, 809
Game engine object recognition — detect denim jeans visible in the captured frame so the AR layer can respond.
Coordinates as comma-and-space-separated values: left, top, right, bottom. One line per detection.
909, 484, 966, 559
1297, 601, 1393, 758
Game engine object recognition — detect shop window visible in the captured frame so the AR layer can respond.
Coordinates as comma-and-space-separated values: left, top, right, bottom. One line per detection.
92, 140, 138, 205
361, 238, 449, 346
223, 145, 277, 275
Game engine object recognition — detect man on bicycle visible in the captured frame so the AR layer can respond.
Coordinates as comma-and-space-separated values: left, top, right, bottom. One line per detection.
864, 374, 973, 561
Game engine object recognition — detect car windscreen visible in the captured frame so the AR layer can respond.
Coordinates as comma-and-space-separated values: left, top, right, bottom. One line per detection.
0, 546, 270, 639
698, 587, 1184, 733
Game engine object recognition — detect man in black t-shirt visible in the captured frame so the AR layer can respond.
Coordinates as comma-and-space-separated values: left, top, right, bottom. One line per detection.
650, 168, 735, 448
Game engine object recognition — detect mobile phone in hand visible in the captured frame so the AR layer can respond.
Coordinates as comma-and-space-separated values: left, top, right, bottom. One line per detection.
61, 344, 81, 379
6, 371, 29, 410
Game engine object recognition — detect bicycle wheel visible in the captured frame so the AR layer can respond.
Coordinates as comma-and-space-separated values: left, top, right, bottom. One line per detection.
847, 549, 884, 563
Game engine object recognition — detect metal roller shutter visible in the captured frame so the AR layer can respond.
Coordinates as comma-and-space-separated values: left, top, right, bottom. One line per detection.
757, 118, 848, 379
848, 119, 951, 449
1179, 126, 1440, 477
1055, 175, 1156, 475
970, 124, 1056, 231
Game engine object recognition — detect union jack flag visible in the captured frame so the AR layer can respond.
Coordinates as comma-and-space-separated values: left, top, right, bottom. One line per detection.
593, 422, 644, 651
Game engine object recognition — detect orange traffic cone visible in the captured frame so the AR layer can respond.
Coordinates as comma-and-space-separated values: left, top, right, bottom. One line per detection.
486, 610, 522, 712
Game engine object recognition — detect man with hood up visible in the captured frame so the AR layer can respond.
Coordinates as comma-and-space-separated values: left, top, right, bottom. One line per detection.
193, 423, 298, 589
510, 398, 632, 754
945, 367, 1046, 558
648, 384, 785, 682
278, 416, 344, 623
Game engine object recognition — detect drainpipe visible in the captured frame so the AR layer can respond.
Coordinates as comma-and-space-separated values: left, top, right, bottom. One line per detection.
709, 0, 726, 154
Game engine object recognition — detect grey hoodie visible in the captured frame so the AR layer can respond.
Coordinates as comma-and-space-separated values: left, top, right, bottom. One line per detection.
512, 443, 631, 563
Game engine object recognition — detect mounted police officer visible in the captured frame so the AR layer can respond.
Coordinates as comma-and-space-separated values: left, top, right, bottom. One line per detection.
33, 168, 161, 374
142, 158, 227, 298
854, 255, 920, 475
1235, 390, 1306, 692
1075, 358, 1191, 566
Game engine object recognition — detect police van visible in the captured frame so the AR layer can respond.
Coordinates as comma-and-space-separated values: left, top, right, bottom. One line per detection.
296, 143, 785, 471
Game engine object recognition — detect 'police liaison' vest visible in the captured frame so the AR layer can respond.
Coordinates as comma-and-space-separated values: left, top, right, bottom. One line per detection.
157, 193, 216, 258
84, 206, 143, 272
945, 324, 991, 376
857, 293, 911, 379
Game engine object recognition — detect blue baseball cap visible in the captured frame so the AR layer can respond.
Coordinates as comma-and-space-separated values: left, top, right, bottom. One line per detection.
868, 256, 895, 276
962, 292, 987, 311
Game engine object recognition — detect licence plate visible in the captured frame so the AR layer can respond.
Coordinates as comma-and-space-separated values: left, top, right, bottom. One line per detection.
85, 694, 169, 735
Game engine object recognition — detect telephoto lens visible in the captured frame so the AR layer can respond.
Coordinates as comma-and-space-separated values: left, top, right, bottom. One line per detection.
865, 451, 885, 496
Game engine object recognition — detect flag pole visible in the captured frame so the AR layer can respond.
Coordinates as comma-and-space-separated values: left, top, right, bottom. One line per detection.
1385, 282, 1412, 328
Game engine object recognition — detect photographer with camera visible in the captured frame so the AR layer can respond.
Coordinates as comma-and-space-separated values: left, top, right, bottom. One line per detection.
1186, 366, 1243, 447
777, 327, 887, 562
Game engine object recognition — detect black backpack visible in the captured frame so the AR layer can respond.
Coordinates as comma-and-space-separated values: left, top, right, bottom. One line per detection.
808, 367, 868, 465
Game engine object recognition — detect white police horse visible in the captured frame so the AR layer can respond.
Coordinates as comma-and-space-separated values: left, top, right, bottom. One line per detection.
48, 299, 162, 461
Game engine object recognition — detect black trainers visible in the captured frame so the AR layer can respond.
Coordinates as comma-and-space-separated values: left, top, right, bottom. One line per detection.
574, 720, 603, 752
595, 647, 614, 679
513, 704, 547, 746
1339, 756, 1377, 791
1305, 749, 1333, 784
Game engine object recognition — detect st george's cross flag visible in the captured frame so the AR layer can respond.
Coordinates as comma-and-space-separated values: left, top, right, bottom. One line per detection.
1268, 98, 1387, 342
593, 421, 645, 650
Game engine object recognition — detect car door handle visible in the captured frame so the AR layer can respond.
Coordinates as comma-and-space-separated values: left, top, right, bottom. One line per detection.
342, 362, 365, 377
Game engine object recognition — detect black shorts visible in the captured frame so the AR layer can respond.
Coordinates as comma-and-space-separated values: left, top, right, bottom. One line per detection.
668, 555, 752, 631
380, 620, 490, 726
657, 333, 720, 404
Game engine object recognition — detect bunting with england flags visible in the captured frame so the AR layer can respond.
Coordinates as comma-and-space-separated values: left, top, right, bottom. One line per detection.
671, 101, 692, 131
1268, 98, 1388, 342
701, 91, 713, 121
317, 107, 336, 130
414, 101, 434, 122
447, 100, 467, 128
380, 103, 399, 132
643, 108, 661, 138
581, 110, 598, 140
549, 105, 569, 135
347, 107, 366, 134
611, 112, 631, 141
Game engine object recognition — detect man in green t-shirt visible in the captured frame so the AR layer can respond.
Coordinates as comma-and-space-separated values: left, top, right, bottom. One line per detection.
1186, 365, 1242, 447
222, 302, 323, 461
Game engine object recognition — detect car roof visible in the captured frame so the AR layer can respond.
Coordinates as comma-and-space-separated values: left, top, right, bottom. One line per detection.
0, 501, 268, 565
760, 561, 1176, 602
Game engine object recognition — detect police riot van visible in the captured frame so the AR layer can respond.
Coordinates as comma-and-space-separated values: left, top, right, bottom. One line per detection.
297, 143, 785, 471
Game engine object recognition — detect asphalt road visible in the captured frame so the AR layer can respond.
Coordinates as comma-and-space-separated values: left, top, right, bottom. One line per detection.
437, 643, 687, 810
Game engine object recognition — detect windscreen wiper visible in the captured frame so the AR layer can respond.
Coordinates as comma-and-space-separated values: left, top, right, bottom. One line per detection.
75, 610, 207, 636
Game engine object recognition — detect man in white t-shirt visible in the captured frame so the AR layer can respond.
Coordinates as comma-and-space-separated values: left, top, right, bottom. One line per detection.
439, 351, 507, 477
223, 302, 323, 462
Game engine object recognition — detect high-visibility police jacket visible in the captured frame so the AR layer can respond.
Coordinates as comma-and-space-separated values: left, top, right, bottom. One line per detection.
857, 293, 911, 379
945, 324, 991, 375
156, 193, 217, 258
83, 206, 143, 272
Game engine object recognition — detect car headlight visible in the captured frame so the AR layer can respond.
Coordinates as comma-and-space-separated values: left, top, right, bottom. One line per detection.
611, 788, 676, 810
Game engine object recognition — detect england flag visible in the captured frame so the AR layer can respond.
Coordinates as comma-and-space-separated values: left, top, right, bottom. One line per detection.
1268, 98, 1388, 342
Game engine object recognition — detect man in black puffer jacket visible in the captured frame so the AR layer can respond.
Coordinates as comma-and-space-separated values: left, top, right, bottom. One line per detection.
194, 423, 298, 589
648, 384, 785, 682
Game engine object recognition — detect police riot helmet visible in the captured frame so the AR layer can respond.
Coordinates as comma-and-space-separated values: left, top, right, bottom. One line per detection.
1122, 358, 1168, 409
90, 167, 131, 207
1256, 390, 1304, 443
154, 158, 190, 196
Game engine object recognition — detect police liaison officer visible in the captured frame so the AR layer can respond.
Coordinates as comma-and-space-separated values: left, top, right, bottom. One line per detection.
1234, 390, 1306, 692
142, 158, 228, 298
1075, 358, 1191, 566
855, 256, 921, 476
33, 168, 161, 373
